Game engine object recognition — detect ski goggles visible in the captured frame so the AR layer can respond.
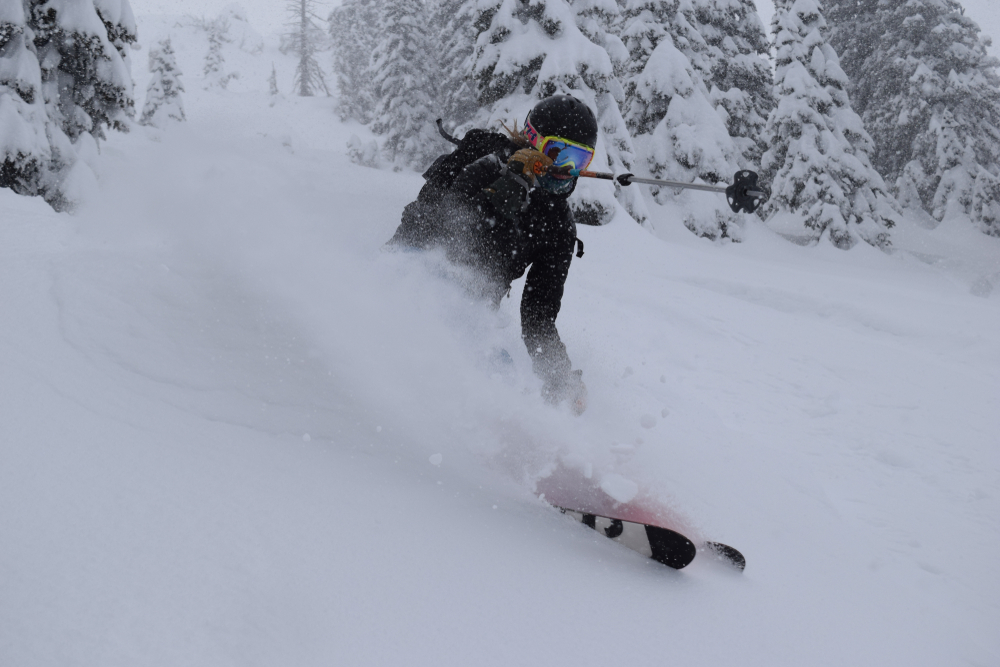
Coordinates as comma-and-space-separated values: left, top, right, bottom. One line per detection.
524, 118, 595, 173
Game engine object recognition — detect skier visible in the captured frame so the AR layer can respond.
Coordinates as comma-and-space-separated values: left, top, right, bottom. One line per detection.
387, 95, 598, 414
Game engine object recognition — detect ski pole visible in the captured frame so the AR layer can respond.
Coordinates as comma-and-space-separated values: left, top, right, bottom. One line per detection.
560, 168, 769, 214
435, 118, 769, 214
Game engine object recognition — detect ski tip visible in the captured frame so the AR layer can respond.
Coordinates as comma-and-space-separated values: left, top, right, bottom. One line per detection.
704, 541, 746, 572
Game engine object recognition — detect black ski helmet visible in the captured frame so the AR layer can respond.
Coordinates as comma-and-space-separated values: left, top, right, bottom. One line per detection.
525, 95, 598, 149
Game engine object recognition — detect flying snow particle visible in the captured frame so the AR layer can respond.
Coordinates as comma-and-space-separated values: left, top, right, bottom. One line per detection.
640, 414, 657, 429
302, 433, 311, 442
429, 453, 443, 466
600, 474, 639, 504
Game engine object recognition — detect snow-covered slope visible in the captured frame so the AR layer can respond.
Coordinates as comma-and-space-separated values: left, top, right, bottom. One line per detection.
2, 10, 998, 666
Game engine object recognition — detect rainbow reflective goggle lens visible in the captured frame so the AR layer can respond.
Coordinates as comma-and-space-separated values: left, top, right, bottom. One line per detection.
524, 118, 595, 173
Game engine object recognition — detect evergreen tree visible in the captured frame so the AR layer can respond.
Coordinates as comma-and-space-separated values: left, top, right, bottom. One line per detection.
286, 0, 329, 97
268, 63, 279, 96
827, 0, 1000, 235
329, 0, 379, 123
823, 0, 879, 105
617, 0, 739, 193
472, 0, 632, 224
370, 0, 442, 168
569, 0, 649, 222
972, 167, 1000, 234
31, 0, 137, 143
1, 0, 50, 199
473, 0, 612, 111
617, 0, 745, 238
203, 16, 237, 89
669, 0, 714, 81
203, 17, 224, 82
140, 37, 184, 127
687, 0, 775, 167
2, 0, 136, 210
432, 0, 479, 128
761, 0, 900, 250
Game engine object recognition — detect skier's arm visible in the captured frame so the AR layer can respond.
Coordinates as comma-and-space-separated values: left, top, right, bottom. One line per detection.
450, 154, 505, 197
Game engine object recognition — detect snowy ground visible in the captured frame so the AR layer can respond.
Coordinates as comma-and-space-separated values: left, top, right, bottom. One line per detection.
2, 9, 999, 666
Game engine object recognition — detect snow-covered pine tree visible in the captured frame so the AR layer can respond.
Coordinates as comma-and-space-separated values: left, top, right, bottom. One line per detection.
617, 0, 740, 218
204, 17, 224, 83
972, 167, 1000, 233
140, 37, 184, 127
1, 0, 50, 198
473, 0, 614, 117
827, 0, 1000, 235
432, 0, 479, 128
32, 0, 137, 142
370, 0, 443, 168
823, 0, 879, 105
286, 0, 329, 97
2, 0, 136, 210
667, 0, 714, 81
760, 0, 900, 249
471, 0, 632, 225
268, 63, 279, 96
568, 0, 649, 222
329, 0, 379, 123
686, 0, 775, 167
203, 16, 236, 89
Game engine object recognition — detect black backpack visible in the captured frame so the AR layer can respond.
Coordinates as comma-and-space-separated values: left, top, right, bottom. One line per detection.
417, 128, 511, 200
387, 127, 511, 249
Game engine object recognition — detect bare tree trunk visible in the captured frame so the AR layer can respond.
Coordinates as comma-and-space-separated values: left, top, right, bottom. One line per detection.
299, 0, 311, 96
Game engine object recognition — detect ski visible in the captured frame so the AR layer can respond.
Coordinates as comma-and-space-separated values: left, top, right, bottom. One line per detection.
704, 541, 746, 571
558, 507, 745, 572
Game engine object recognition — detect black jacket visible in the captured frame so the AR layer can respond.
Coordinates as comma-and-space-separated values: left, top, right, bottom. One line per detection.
388, 141, 578, 391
